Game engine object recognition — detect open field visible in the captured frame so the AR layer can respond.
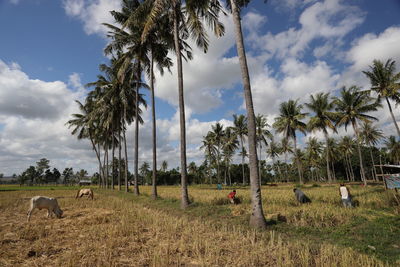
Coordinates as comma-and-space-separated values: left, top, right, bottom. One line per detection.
0, 184, 399, 266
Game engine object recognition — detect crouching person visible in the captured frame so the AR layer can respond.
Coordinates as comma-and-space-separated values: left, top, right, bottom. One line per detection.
27, 196, 63, 222
293, 188, 311, 204
339, 183, 353, 208
228, 190, 240, 204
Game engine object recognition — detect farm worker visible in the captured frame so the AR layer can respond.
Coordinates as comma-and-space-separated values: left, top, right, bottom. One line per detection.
293, 188, 311, 204
228, 190, 237, 204
339, 183, 353, 207
217, 184, 222, 190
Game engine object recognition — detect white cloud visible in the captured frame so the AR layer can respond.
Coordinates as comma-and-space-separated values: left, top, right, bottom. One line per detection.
62, 0, 121, 37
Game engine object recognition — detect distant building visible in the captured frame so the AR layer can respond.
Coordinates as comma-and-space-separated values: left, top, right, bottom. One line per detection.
0, 176, 17, 184
79, 179, 92, 186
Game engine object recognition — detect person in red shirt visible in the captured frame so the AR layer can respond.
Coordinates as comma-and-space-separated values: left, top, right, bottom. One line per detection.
228, 190, 237, 204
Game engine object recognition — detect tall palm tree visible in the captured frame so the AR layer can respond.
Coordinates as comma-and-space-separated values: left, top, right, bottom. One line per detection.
273, 99, 308, 184
232, 114, 248, 184
334, 86, 380, 185
280, 137, 293, 181
210, 122, 225, 184
384, 136, 400, 164
360, 122, 384, 180
305, 137, 323, 181
161, 160, 168, 172
222, 127, 239, 185
325, 137, 339, 181
138, 0, 225, 209
201, 132, 217, 184
266, 138, 282, 182
305, 92, 337, 183
255, 114, 272, 183
338, 136, 356, 181
363, 59, 400, 137
226, 0, 268, 229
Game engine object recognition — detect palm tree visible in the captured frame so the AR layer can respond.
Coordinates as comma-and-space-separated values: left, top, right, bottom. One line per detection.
363, 59, 400, 137
232, 114, 248, 184
255, 114, 272, 183
201, 132, 217, 184
334, 86, 380, 185
210, 122, 225, 184
305, 137, 323, 181
161, 160, 168, 172
273, 99, 308, 184
338, 136, 356, 181
226, 0, 268, 229
384, 136, 400, 164
280, 137, 293, 181
325, 137, 339, 181
360, 122, 384, 180
222, 127, 239, 185
266, 138, 282, 182
138, 0, 225, 209
305, 92, 337, 183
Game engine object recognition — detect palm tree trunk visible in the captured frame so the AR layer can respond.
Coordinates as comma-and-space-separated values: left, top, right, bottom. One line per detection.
106, 144, 109, 189
258, 142, 262, 185
386, 97, 400, 137
284, 152, 289, 182
112, 124, 115, 190
353, 123, 367, 185
173, 7, 189, 209
134, 64, 140, 196
89, 136, 102, 188
343, 155, 349, 181
118, 129, 122, 191
230, 0, 267, 229
123, 129, 129, 192
369, 147, 377, 181
293, 136, 303, 184
324, 132, 332, 183
150, 52, 158, 199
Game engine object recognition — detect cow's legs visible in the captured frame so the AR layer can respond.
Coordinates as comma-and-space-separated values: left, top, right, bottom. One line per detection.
27, 208, 34, 222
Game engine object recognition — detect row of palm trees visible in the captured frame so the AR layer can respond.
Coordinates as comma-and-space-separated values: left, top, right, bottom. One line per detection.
202, 67, 400, 187
66, 0, 269, 228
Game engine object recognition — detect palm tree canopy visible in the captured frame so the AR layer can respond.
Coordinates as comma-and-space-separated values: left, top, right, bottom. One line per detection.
305, 92, 337, 135
273, 99, 308, 140
362, 58, 400, 102
360, 121, 384, 147
333, 86, 381, 131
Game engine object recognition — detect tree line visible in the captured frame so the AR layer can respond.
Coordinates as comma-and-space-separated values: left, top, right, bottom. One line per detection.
65, 0, 399, 229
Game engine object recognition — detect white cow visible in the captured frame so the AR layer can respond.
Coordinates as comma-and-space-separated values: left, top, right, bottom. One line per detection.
27, 196, 63, 222
76, 188, 94, 200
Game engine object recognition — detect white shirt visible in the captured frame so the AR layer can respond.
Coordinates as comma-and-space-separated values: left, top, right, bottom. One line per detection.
340, 186, 349, 199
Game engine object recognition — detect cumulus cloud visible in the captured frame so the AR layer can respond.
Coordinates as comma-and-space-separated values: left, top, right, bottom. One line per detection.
62, 0, 121, 37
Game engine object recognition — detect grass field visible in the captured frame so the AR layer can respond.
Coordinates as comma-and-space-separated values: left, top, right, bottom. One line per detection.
0, 184, 399, 266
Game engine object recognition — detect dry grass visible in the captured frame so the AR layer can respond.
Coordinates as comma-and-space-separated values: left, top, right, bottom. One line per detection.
0, 186, 397, 266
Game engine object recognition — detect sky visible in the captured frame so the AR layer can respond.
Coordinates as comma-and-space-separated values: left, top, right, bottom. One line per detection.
0, 0, 399, 176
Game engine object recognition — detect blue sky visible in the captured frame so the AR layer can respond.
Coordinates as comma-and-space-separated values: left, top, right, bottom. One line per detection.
0, 0, 399, 175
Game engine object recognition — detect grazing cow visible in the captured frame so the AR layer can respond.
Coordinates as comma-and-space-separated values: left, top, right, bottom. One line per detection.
76, 188, 94, 200
27, 196, 63, 222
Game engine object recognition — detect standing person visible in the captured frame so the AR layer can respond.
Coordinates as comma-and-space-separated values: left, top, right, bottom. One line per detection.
339, 183, 353, 207
228, 190, 237, 204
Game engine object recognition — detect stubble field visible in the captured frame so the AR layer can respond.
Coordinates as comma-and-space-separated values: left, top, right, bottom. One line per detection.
0, 184, 399, 266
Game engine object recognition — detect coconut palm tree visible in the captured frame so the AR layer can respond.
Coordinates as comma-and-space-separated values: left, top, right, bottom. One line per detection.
137, 0, 225, 208
384, 136, 400, 164
266, 138, 282, 182
333, 86, 380, 185
226, 0, 268, 229
280, 137, 293, 181
338, 136, 356, 181
363, 59, 400, 137
255, 114, 272, 183
273, 99, 308, 184
305, 92, 337, 183
232, 114, 248, 184
210, 122, 225, 184
360, 122, 384, 180
222, 127, 239, 185
201, 132, 217, 184
161, 160, 168, 172
305, 137, 323, 181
